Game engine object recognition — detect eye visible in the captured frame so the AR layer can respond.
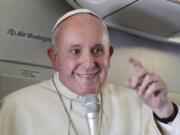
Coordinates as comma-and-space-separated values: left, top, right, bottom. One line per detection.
69, 48, 81, 58
71, 48, 81, 54
92, 46, 104, 56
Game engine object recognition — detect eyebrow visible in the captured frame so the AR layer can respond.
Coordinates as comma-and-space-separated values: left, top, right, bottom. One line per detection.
67, 43, 105, 49
93, 43, 104, 47
68, 44, 81, 48
92, 44, 106, 49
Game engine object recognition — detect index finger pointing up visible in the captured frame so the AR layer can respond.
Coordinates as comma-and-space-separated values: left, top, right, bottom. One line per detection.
128, 57, 146, 72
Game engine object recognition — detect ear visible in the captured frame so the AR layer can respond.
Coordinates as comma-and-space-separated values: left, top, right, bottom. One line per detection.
47, 46, 59, 71
107, 45, 113, 67
109, 45, 114, 57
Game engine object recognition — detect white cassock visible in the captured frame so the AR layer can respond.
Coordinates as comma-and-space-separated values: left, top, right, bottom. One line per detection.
0, 72, 179, 135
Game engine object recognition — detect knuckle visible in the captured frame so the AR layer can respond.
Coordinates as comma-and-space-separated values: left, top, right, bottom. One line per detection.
145, 74, 151, 81
150, 83, 157, 89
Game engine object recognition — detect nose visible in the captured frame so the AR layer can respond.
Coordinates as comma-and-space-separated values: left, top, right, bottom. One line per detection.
81, 53, 96, 70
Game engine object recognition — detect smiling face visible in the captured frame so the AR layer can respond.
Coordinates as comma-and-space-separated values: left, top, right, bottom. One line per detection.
50, 14, 113, 96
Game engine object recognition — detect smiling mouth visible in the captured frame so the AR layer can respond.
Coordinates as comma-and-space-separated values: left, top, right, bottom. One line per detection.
76, 71, 99, 78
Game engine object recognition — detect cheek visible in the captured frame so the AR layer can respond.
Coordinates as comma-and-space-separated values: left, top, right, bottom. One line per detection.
102, 58, 110, 78
59, 59, 79, 74
100, 57, 110, 69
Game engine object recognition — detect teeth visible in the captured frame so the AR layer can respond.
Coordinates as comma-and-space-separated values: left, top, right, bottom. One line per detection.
77, 73, 96, 78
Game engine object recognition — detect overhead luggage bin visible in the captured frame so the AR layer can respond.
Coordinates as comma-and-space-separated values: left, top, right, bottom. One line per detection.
0, 60, 53, 99
66, 0, 180, 45
66, 0, 138, 17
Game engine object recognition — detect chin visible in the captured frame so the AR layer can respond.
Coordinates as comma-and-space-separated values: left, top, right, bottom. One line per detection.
79, 88, 98, 96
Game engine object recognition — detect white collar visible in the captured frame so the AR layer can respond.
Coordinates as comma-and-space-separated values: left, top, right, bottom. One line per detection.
52, 72, 105, 103
52, 72, 84, 102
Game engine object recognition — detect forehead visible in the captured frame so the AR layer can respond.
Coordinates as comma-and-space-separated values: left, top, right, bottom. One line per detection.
58, 13, 104, 30
58, 14, 106, 35
55, 14, 108, 45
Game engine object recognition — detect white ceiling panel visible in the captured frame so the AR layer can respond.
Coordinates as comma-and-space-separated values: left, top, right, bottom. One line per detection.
104, 0, 180, 37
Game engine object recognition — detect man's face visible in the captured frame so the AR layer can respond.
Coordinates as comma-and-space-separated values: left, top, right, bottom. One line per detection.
51, 14, 113, 96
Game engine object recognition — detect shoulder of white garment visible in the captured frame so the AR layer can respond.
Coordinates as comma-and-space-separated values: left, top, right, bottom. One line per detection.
101, 83, 142, 107
0, 80, 54, 106
1, 81, 141, 109
102, 83, 139, 98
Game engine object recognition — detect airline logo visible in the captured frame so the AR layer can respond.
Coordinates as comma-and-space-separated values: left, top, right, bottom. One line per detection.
7, 28, 51, 43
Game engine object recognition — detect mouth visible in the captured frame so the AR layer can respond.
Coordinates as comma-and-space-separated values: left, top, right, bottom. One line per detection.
75, 71, 100, 78
74, 71, 102, 94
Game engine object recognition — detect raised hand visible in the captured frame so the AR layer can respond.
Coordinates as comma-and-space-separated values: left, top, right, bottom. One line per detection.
125, 57, 174, 118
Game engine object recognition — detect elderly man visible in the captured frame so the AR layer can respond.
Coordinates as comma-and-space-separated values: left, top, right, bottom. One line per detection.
0, 9, 179, 135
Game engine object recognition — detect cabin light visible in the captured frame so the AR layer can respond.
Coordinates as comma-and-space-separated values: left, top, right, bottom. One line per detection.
85, 0, 106, 4
168, 32, 180, 44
